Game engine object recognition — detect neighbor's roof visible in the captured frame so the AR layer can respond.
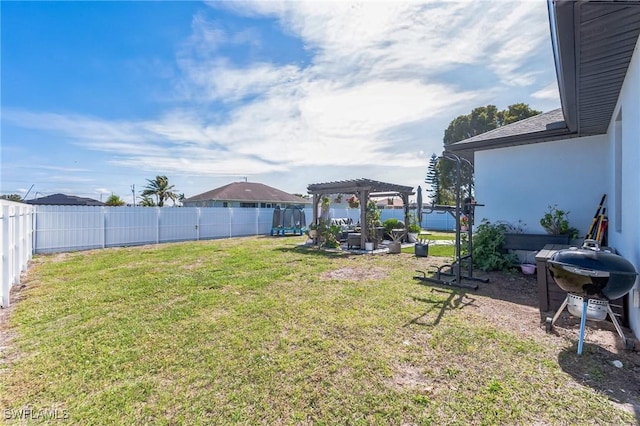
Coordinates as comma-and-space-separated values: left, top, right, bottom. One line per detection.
25, 193, 105, 206
449, 0, 640, 155
184, 182, 311, 204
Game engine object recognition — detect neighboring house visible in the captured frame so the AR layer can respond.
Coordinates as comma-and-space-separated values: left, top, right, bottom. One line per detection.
25, 193, 105, 206
182, 181, 311, 208
372, 196, 405, 210
448, 1, 640, 338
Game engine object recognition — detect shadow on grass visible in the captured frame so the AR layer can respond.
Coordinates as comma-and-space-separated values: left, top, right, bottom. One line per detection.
405, 287, 478, 327
412, 261, 540, 310
558, 345, 640, 421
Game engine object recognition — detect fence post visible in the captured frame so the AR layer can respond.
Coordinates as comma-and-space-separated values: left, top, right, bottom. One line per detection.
1, 205, 9, 307
156, 207, 160, 244
14, 205, 22, 279
102, 206, 106, 249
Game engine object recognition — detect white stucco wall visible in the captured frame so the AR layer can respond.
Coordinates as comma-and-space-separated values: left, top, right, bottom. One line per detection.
474, 134, 608, 235
607, 38, 640, 338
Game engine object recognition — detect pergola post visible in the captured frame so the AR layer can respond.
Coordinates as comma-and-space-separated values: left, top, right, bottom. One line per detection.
359, 189, 368, 249
402, 192, 410, 242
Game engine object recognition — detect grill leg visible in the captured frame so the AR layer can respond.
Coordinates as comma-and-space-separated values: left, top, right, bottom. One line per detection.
606, 305, 627, 346
577, 299, 588, 355
550, 296, 569, 327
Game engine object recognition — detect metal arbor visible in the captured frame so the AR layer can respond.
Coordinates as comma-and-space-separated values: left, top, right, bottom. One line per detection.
414, 152, 489, 289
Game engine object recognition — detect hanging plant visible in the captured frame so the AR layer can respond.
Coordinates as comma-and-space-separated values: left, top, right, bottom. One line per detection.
347, 195, 360, 209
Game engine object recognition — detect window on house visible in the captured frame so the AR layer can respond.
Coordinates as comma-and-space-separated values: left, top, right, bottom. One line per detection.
240, 202, 257, 208
223, 201, 228, 208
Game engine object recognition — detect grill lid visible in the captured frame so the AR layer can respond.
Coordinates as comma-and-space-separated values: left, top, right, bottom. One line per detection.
548, 240, 637, 300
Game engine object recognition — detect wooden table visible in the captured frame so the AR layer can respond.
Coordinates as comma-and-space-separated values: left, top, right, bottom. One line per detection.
389, 228, 406, 242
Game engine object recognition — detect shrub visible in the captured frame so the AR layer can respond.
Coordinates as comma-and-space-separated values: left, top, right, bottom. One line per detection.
407, 213, 421, 233
540, 205, 579, 238
472, 220, 518, 271
382, 218, 403, 234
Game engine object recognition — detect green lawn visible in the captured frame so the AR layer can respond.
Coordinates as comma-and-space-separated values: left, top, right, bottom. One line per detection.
1, 236, 634, 425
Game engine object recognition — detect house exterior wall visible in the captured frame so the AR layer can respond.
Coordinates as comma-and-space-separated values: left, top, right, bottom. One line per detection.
474, 134, 608, 235
607, 39, 640, 338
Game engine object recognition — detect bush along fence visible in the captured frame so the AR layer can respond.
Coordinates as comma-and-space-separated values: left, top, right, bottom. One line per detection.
1, 200, 34, 307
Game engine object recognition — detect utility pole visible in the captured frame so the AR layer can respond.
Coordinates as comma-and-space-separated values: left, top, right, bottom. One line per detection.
131, 184, 135, 206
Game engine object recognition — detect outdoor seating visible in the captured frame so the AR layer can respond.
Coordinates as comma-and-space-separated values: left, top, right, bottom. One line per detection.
347, 232, 361, 249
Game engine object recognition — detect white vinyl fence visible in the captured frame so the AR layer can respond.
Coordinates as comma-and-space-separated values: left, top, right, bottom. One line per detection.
33, 205, 458, 254
33, 206, 288, 254
1, 200, 34, 307
1, 203, 457, 306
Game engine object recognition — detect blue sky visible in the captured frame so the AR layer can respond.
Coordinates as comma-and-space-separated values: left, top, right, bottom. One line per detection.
1, 0, 560, 204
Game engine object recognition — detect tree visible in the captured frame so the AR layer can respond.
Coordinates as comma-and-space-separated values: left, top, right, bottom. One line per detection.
425, 153, 443, 205
0, 194, 24, 202
139, 195, 157, 207
437, 103, 541, 204
105, 194, 126, 206
141, 175, 178, 207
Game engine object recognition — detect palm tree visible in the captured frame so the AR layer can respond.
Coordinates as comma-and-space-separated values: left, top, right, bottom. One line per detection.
141, 175, 178, 207
139, 195, 156, 207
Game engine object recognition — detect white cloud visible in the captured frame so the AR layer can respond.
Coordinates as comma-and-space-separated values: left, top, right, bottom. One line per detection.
3, 1, 556, 194
532, 81, 559, 100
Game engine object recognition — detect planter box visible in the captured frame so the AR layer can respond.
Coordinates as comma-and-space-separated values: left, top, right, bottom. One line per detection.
503, 233, 570, 252
388, 241, 401, 254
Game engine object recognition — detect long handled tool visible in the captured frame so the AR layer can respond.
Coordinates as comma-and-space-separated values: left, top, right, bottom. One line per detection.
586, 194, 606, 240
595, 209, 608, 245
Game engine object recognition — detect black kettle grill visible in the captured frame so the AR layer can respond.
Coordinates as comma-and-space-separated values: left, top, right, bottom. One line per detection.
548, 240, 637, 300
545, 240, 638, 353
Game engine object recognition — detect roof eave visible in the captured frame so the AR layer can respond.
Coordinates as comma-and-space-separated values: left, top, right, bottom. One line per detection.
447, 127, 578, 154
549, 0, 579, 133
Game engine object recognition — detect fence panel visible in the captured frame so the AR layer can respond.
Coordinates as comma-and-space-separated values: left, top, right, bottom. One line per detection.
105, 207, 158, 247
1, 200, 33, 307
34, 206, 104, 253
159, 208, 199, 243
199, 208, 232, 239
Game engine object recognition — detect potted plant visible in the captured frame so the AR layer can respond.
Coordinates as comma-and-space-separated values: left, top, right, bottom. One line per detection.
308, 223, 318, 239
415, 233, 429, 257
335, 194, 343, 203
460, 215, 469, 232
407, 213, 421, 243
347, 195, 360, 209
540, 205, 579, 238
365, 200, 381, 250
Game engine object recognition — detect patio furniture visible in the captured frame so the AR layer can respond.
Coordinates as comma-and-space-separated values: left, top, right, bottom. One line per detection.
347, 233, 362, 249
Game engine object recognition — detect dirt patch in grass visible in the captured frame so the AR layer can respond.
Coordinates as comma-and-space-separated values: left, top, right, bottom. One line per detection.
321, 266, 388, 281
